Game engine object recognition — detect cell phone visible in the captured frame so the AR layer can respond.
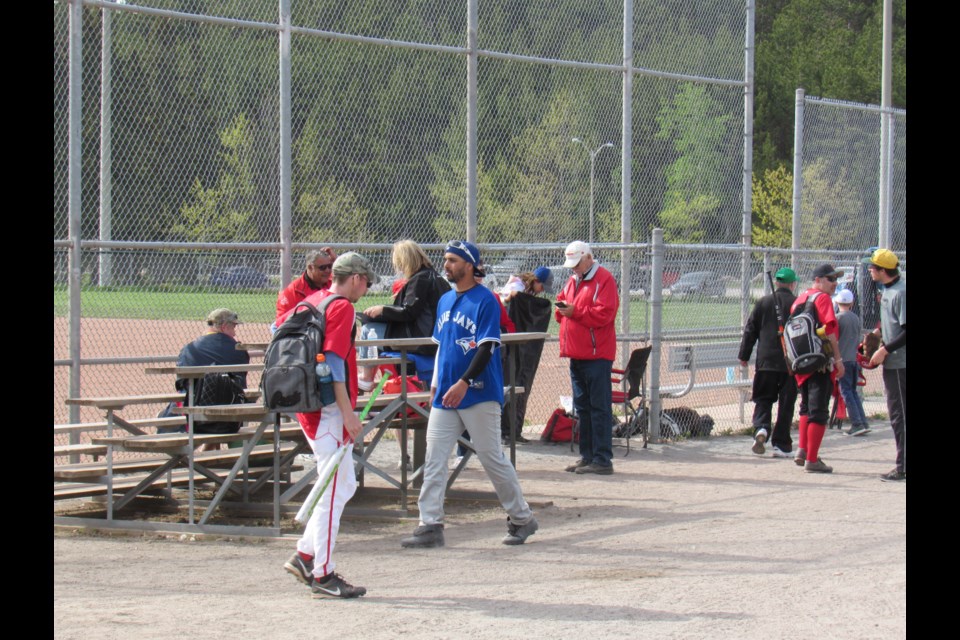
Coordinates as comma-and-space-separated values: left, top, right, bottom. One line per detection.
555, 301, 568, 308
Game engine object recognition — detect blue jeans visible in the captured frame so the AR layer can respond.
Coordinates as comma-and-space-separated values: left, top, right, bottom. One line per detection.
837, 360, 867, 427
570, 359, 614, 467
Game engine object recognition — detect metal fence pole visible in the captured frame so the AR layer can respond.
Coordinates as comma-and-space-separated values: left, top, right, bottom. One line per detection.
740, 1, 756, 419
791, 88, 804, 271
68, 0, 83, 426
279, 0, 293, 285
99, 6, 113, 288
648, 228, 663, 441
465, 0, 478, 243
878, 0, 893, 248
619, 0, 634, 365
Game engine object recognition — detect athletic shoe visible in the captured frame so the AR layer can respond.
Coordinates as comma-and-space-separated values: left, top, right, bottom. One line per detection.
804, 459, 833, 473
847, 424, 872, 437
794, 448, 806, 467
311, 573, 367, 599
284, 552, 314, 586
400, 524, 445, 548
771, 445, 791, 458
502, 516, 539, 545
575, 463, 614, 475
752, 428, 768, 455
565, 459, 589, 472
880, 469, 906, 482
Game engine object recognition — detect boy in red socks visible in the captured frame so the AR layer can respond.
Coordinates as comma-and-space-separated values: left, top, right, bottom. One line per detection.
791, 265, 845, 473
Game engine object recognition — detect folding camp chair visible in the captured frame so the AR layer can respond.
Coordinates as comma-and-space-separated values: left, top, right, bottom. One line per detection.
610, 345, 652, 455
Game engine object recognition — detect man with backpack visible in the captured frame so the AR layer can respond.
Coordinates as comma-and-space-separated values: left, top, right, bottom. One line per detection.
280, 252, 379, 599
739, 267, 798, 458
790, 265, 845, 473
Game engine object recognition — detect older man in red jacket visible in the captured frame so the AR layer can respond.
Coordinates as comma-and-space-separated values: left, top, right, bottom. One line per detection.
556, 241, 620, 475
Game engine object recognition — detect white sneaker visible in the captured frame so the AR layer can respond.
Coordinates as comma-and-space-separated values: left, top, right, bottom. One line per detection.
771, 445, 791, 458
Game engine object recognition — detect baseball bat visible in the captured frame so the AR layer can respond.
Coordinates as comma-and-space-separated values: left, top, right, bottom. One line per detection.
295, 374, 391, 524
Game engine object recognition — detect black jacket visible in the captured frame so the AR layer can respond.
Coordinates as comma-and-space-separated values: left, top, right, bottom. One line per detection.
738, 287, 795, 372
378, 267, 451, 356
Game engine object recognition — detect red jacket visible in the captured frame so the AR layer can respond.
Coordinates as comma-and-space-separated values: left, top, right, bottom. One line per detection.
275, 272, 330, 325
556, 263, 619, 361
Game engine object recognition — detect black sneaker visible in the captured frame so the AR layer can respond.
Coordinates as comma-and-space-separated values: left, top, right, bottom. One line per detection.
311, 573, 367, 599
880, 469, 906, 482
502, 516, 539, 545
284, 552, 314, 586
575, 463, 614, 475
400, 524, 445, 548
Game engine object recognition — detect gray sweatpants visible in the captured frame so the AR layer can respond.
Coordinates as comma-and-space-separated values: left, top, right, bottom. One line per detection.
418, 401, 534, 527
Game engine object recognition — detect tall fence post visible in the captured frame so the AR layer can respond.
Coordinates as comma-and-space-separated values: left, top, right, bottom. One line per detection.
878, 0, 893, 248
465, 0, 478, 243
279, 0, 293, 285
67, 0, 83, 427
791, 88, 804, 271
648, 228, 664, 441
99, 6, 113, 288
619, 0, 634, 365
740, 1, 756, 423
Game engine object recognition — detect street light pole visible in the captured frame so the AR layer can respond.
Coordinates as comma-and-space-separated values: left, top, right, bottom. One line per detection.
572, 138, 615, 244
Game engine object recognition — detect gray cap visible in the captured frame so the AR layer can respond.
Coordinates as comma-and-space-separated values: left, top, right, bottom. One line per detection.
206, 308, 241, 326
332, 252, 380, 284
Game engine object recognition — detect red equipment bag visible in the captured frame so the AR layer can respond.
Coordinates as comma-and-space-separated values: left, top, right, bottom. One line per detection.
540, 408, 579, 443
381, 375, 425, 418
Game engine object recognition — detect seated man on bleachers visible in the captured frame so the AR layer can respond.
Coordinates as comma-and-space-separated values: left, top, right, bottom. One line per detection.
158, 309, 250, 448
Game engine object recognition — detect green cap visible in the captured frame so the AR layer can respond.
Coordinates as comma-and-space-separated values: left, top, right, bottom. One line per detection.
774, 267, 797, 283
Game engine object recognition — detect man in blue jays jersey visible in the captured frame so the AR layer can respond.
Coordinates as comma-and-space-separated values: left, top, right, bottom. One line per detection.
400, 241, 539, 548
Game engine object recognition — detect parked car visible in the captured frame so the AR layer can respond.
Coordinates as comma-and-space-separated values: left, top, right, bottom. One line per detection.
209, 266, 270, 290
668, 271, 725, 298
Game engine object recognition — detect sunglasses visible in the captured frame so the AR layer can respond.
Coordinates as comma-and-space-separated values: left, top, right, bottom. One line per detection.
310, 263, 332, 271
823, 276, 837, 282
446, 240, 477, 265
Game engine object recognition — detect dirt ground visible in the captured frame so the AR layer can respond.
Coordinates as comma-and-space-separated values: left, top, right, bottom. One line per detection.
54, 424, 906, 639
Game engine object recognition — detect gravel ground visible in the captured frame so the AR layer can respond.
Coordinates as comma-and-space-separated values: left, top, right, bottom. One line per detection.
54, 423, 905, 640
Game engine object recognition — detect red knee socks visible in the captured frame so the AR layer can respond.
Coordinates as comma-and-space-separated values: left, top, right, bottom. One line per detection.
806, 422, 826, 462
798, 415, 809, 450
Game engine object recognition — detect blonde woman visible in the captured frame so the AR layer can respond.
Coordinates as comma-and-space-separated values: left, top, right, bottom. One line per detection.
359, 240, 450, 389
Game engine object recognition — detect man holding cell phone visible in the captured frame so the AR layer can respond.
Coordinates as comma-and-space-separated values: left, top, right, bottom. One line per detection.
555, 241, 620, 475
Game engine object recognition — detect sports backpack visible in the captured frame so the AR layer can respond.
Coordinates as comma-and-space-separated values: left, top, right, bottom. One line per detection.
261, 295, 344, 412
192, 372, 247, 434
540, 408, 579, 443
783, 292, 829, 374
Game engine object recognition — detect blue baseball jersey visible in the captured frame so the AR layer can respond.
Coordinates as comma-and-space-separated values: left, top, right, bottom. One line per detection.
432, 285, 503, 409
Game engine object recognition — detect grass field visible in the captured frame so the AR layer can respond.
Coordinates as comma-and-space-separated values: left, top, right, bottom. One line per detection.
54, 286, 743, 334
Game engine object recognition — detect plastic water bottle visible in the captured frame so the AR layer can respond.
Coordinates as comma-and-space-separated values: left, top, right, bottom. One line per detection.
315, 354, 336, 406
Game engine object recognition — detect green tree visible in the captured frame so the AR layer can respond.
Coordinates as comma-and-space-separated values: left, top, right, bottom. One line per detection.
752, 165, 793, 248
174, 113, 258, 242
655, 84, 733, 242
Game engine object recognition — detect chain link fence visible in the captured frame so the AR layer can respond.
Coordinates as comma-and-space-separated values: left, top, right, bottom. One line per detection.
795, 94, 907, 253
57, 2, 904, 451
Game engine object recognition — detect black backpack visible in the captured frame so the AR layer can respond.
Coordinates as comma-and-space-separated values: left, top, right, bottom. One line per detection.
191, 372, 247, 434
783, 292, 829, 374
261, 295, 344, 412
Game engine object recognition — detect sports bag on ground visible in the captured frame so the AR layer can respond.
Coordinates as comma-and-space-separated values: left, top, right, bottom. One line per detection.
783, 292, 829, 374
261, 295, 344, 412
540, 408, 579, 443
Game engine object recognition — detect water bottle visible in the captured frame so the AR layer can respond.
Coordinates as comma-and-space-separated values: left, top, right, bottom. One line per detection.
315, 354, 336, 406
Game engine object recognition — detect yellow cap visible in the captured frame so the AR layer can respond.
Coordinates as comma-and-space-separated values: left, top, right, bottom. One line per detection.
868, 248, 899, 270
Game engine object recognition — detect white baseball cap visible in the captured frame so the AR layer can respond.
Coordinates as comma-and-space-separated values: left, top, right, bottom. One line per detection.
833, 289, 854, 305
563, 240, 591, 268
